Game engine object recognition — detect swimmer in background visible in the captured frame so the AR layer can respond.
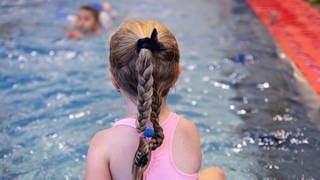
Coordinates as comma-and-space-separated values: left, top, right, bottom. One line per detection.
66, 2, 120, 39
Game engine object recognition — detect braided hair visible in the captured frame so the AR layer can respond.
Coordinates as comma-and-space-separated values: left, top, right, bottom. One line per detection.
109, 20, 180, 180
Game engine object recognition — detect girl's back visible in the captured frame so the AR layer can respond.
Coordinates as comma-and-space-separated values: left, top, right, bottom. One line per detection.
86, 111, 201, 179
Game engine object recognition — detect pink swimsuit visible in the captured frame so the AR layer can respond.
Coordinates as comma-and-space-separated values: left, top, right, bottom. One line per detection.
113, 112, 199, 180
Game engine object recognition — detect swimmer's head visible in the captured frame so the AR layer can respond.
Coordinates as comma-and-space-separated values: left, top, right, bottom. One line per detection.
109, 20, 180, 179
75, 6, 100, 33
102, 2, 111, 12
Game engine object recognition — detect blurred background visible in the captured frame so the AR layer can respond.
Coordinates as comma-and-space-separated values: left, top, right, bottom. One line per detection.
0, 0, 319, 179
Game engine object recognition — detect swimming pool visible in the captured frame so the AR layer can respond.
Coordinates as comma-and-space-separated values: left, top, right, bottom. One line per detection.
1, 0, 319, 179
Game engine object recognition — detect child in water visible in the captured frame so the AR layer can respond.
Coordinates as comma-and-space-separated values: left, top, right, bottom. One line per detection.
66, 3, 113, 39
85, 20, 225, 180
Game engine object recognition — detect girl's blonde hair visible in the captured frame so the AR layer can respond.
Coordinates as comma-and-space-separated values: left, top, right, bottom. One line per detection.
109, 19, 180, 180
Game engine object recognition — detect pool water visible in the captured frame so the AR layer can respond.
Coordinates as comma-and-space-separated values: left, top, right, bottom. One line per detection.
1, 0, 320, 179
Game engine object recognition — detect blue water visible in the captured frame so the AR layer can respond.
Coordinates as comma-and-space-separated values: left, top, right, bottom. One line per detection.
1, 0, 320, 179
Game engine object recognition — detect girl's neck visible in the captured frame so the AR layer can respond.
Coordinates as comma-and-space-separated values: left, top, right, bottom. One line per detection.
123, 91, 171, 124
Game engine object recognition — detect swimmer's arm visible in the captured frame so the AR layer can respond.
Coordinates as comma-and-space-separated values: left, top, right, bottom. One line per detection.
65, 30, 84, 40
110, 10, 121, 18
110, 10, 128, 20
85, 131, 112, 180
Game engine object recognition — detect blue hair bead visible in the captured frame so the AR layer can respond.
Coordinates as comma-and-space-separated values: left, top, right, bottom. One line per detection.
143, 128, 154, 138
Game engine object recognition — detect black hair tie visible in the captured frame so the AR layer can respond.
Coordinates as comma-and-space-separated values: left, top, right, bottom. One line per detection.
136, 28, 166, 53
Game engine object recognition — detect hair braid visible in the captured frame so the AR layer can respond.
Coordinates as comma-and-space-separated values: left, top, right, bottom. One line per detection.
149, 88, 164, 151
109, 20, 181, 180
132, 49, 154, 180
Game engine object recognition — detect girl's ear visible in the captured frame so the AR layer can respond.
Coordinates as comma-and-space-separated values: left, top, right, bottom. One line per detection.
171, 63, 181, 89
108, 69, 120, 91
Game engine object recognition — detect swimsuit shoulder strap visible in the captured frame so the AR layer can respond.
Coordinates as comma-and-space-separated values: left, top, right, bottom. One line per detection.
113, 117, 136, 128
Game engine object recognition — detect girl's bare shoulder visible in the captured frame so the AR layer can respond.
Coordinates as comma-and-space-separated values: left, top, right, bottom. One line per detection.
87, 128, 113, 160
177, 116, 201, 140
173, 115, 202, 173
89, 125, 138, 151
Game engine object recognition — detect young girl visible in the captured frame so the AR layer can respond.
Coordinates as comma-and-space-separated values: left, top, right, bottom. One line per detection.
85, 20, 225, 180
66, 3, 115, 39
66, 5, 103, 39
